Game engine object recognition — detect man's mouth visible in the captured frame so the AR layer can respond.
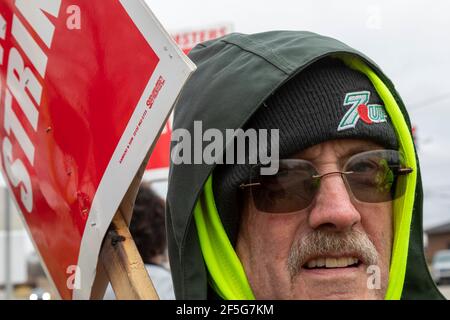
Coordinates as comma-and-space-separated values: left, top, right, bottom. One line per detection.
302, 256, 361, 270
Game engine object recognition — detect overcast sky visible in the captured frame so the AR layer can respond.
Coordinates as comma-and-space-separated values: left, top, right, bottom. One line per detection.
146, 0, 450, 228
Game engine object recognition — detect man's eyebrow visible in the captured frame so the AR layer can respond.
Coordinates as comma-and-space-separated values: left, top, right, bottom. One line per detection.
295, 143, 383, 161
296, 150, 320, 161
341, 144, 383, 158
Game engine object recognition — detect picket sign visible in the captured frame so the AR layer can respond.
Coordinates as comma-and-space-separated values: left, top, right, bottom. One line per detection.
0, 0, 195, 299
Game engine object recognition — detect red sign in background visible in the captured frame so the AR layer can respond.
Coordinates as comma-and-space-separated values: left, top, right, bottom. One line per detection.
0, 1, 159, 299
145, 25, 232, 173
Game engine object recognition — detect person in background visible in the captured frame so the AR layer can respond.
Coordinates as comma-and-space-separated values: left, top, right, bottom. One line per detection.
104, 184, 175, 300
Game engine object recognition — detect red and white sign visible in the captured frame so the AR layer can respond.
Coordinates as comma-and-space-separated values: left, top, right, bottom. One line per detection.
144, 24, 232, 181
0, 0, 195, 299
143, 112, 173, 182
172, 24, 233, 54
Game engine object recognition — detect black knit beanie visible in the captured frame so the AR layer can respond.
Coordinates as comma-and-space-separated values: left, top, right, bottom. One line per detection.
212, 57, 399, 243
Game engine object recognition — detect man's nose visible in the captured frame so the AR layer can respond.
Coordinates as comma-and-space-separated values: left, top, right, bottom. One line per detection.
308, 173, 361, 232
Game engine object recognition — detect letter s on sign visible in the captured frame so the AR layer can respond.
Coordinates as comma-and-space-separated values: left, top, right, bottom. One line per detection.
2, 137, 33, 212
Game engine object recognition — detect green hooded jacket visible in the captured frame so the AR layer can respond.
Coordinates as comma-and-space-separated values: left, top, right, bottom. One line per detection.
166, 30, 445, 300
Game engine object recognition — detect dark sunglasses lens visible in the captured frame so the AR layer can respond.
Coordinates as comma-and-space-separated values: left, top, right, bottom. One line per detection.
250, 160, 319, 213
344, 150, 407, 203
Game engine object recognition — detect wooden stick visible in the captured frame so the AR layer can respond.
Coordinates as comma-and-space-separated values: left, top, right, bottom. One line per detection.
99, 209, 159, 300
92, 118, 171, 299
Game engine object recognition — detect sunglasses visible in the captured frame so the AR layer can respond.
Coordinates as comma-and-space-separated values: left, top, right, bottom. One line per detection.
239, 149, 413, 214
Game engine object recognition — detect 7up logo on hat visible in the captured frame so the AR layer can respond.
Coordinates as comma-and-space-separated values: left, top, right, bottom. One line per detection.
337, 91, 388, 131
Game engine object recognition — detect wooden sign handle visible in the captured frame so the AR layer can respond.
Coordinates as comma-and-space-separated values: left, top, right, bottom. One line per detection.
94, 135, 166, 300
99, 209, 159, 300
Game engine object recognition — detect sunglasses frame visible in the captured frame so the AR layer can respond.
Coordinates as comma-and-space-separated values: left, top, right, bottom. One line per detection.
239, 149, 413, 213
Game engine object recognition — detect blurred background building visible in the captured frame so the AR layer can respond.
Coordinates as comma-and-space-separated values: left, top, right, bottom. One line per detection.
426, 222, 450, 262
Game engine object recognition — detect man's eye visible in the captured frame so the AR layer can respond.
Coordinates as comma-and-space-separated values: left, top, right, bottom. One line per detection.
349, 160, 378, 173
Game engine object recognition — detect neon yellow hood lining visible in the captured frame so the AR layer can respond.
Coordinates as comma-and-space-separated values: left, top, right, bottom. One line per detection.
193, 56, 417, 300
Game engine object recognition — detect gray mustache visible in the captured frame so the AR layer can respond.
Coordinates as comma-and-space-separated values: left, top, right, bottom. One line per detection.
287, 229, 378, 279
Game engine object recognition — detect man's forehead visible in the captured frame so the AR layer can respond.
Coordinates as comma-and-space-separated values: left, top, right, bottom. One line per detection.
292, 139, 384, 161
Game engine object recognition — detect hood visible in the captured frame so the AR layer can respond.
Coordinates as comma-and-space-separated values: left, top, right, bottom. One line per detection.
166, 31, 444, 300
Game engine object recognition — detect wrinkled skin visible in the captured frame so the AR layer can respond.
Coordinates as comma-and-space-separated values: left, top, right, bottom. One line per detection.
236, 139, 393, 299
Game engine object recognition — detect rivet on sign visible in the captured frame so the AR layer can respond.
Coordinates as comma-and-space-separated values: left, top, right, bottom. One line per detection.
67, 171, 72, 176
169, 54, 173, 59
46, 127, 52, 133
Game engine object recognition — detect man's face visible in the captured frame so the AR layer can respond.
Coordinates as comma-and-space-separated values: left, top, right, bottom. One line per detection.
236, 139, 393, 299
